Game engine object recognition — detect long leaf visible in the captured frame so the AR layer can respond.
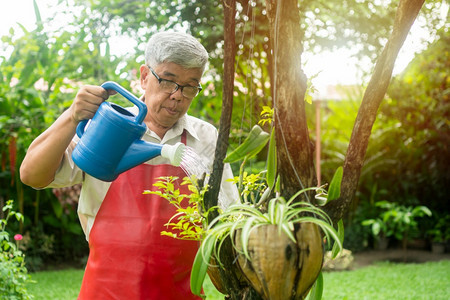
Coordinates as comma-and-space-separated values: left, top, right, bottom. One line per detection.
241, 216, 258, 259
287, 187, 320, 205
291, 217, 342, 251
280, 222, 296, 243
268, 197, 277, 223
286, 202, 330, 223
327, 166, 343, 203
308, 271, 324, 300
190, 235, 215, 296
33, 0, 43, 30
275, 175, 281, 193
266, 127, 277, 188
229, 218, 246, 250
331, 219, 344, 258
224, 125, 270, 163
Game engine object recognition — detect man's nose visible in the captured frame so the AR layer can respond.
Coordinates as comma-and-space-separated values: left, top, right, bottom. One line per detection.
170, 88, 184, 101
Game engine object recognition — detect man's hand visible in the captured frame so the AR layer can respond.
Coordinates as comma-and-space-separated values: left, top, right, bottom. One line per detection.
68, 85, 116, 124
20, 85, 116, 188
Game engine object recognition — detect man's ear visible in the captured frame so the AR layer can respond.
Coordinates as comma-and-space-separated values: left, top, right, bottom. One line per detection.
140, 65, 149, 89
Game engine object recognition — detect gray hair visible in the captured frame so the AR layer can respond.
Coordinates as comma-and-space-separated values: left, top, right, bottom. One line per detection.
145, 31, 209, 72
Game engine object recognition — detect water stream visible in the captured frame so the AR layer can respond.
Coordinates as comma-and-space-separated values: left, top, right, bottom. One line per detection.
179, 146, 231, 210
179, 146, 209, 180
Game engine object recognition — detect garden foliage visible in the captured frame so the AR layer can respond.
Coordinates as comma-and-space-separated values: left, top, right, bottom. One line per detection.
0, 0, 447, 269
1, 200, 34, 299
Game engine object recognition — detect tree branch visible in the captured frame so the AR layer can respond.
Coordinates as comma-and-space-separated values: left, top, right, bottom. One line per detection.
266, 0, 317, 200
203, 0, 236, 221
325, 0, 425, 223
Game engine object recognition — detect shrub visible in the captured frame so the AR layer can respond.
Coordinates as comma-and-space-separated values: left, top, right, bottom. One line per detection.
0, 200, 34, 299
362, 201, 432, 250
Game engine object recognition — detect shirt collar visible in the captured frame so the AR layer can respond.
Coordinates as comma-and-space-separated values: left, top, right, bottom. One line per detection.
129, 106, 200, 143
172, 114, 200, 142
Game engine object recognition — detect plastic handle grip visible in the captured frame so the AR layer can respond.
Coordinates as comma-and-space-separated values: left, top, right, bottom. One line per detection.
101, 81, 148, 124
76, 119, 89, 138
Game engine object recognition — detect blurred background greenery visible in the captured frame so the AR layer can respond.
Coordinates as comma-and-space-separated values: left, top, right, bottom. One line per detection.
0, 0, 448, 271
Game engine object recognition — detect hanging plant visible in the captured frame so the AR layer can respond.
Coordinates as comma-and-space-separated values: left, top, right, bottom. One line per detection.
150, 124, 345, 299
192, 187, 342, 299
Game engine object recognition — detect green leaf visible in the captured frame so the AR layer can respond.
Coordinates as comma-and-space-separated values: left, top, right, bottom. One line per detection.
372, 222, 381, 235
14, 212, 24, 222
266, 127, 277, 188
241, 216, 258, 259
190, 235, 214, 296
0, 231, 9, 241
308, 271, 323, 300
280, 222, 296, 243
287, 187, 321, 205
3, 200, 13, 211
275, 175, 281, 193
224, 125, 270, 163
327, 166, 343, 203
414, 206, 432, 217
331, 219, 344, 259
291, 217, 342, 251
33, 0, 43, 30
268, 197, 277, 223
257, 187, 271, 205
51, 198, 63, 219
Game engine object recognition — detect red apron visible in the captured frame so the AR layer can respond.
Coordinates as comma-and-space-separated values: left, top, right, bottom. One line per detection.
79, 133, 201, 300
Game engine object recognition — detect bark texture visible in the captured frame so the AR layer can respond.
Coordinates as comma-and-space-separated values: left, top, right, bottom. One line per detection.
266, 0, 317, 201
204, 0, 236, 218
204, 0, 425, 299
203, 2, 263, 299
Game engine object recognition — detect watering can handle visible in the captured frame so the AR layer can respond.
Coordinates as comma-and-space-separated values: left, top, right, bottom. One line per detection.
101, 81, 148, 124
76, 119, 89, 138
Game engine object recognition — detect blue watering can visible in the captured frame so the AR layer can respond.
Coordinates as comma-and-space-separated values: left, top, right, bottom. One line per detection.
72, 81, 185, 182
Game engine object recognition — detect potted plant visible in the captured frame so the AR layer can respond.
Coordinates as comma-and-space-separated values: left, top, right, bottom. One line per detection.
149, 123, 345, 299
196, 189, 341, 300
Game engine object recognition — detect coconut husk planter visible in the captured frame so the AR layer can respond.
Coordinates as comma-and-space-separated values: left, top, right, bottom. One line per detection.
235, 223, 323, 300
207, 255, 227, 294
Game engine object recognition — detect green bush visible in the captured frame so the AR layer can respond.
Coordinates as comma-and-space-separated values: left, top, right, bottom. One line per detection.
342, 201, 376, 252
362, 201, 432, 250
426, 213, 450, 244
0, 200, 34, 299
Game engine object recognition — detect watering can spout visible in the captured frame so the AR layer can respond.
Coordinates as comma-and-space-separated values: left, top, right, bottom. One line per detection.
115, 141, 185, 175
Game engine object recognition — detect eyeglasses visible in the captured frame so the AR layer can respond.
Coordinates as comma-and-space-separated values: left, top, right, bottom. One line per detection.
148, 66, 202, 99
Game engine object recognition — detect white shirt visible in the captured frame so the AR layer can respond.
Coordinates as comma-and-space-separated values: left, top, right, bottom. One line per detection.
47, 110, 239, 240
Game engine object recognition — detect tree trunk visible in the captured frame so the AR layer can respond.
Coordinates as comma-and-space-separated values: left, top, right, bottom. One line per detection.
204, 0, 236, 219
205, 0, 425, 298
265, 0, 317, 201
203, 1, 263, 299
324, 0, 425, 223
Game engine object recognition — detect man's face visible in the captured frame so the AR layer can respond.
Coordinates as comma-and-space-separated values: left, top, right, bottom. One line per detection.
140, 62, 203, 131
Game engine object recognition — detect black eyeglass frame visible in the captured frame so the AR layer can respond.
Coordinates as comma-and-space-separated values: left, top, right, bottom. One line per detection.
148, 65, 202, 98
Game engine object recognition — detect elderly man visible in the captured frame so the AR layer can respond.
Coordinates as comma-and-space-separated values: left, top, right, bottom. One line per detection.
20, 31, 237, 299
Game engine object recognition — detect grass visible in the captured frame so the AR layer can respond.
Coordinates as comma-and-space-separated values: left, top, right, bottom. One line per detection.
27, 268, 84, 299
322, 260, 450, 300
27, 260, 450, 299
